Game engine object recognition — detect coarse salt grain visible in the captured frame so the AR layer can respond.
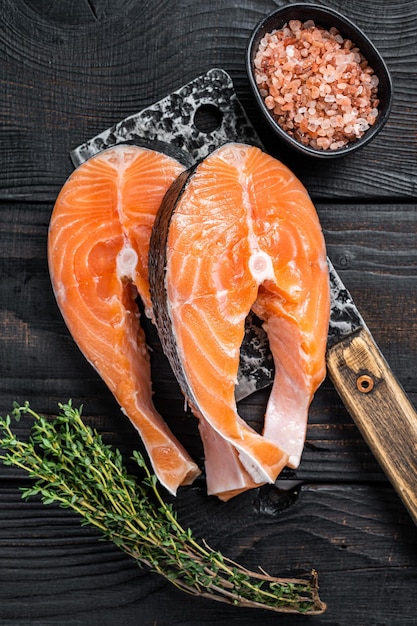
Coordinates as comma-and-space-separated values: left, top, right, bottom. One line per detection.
253, 20, 380, 150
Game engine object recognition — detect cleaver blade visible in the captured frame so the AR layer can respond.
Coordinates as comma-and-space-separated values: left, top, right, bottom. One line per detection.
72, 69, 417, 524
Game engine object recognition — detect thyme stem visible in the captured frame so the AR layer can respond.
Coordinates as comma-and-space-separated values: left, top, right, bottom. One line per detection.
0, 401, 326, 615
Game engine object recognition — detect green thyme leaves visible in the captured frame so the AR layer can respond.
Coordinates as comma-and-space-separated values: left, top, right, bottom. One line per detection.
0, 401, 326, 614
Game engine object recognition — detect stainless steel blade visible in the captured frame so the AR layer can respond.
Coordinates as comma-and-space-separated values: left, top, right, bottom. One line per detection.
326, 258, 366, 349
70, 68, 263, 167
70, 70, 417, 524
70, 69, 363, 401
71, 69, 276, 400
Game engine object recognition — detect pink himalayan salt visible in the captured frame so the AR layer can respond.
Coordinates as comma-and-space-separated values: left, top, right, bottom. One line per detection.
253, 19, 380, 150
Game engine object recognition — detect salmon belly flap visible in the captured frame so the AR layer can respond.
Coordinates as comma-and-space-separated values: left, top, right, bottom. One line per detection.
48, 144, 201, 496
150, 143, 330, 498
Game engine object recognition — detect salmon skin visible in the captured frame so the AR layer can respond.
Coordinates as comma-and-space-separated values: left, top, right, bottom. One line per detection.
149, 143, 330, 498
48, 144, 201, 495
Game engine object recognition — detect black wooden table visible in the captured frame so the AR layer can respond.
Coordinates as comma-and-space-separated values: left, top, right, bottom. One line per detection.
1, 1, 416, 624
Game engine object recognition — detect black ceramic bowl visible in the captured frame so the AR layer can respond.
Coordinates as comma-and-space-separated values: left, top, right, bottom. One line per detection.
246, 3, 393, 158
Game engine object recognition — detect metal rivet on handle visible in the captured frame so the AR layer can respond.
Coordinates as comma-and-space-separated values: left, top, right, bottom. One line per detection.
356, 374, 374, 393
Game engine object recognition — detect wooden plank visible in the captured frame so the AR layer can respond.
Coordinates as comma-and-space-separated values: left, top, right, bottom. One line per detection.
0, 200, 415, 484
0, 1, 415, 200
0, 483, 416, 625
1, 1, 416, 623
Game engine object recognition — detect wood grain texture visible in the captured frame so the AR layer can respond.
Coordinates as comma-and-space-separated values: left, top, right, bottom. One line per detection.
0, 0, 415, 200
0, 0, 417, 623
0, 483, 416, 625
327, 327, 417, 524
1, 200, 414, 483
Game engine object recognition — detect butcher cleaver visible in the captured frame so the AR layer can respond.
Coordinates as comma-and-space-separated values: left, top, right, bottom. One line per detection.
71, 68, 417, 525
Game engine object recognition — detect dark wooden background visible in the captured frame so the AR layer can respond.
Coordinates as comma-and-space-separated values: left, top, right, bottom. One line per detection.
1, 1, 416, 624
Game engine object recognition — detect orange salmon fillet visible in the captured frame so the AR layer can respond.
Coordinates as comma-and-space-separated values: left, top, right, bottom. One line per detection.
48, 144, 201, 495
151, 143, 330, 494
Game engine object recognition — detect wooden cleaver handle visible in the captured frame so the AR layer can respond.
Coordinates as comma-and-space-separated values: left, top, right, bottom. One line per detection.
326, 326, 417, 525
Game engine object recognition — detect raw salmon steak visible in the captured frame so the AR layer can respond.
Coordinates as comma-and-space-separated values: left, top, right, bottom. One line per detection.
149, 143, 330, 494
48, 144, 201, 495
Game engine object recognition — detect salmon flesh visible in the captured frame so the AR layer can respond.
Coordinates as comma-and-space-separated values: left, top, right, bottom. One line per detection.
48, 144, 201, 495
149, 143, 330, 498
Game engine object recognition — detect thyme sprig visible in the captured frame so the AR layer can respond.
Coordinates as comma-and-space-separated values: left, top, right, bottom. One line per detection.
0, 401, 326, 615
